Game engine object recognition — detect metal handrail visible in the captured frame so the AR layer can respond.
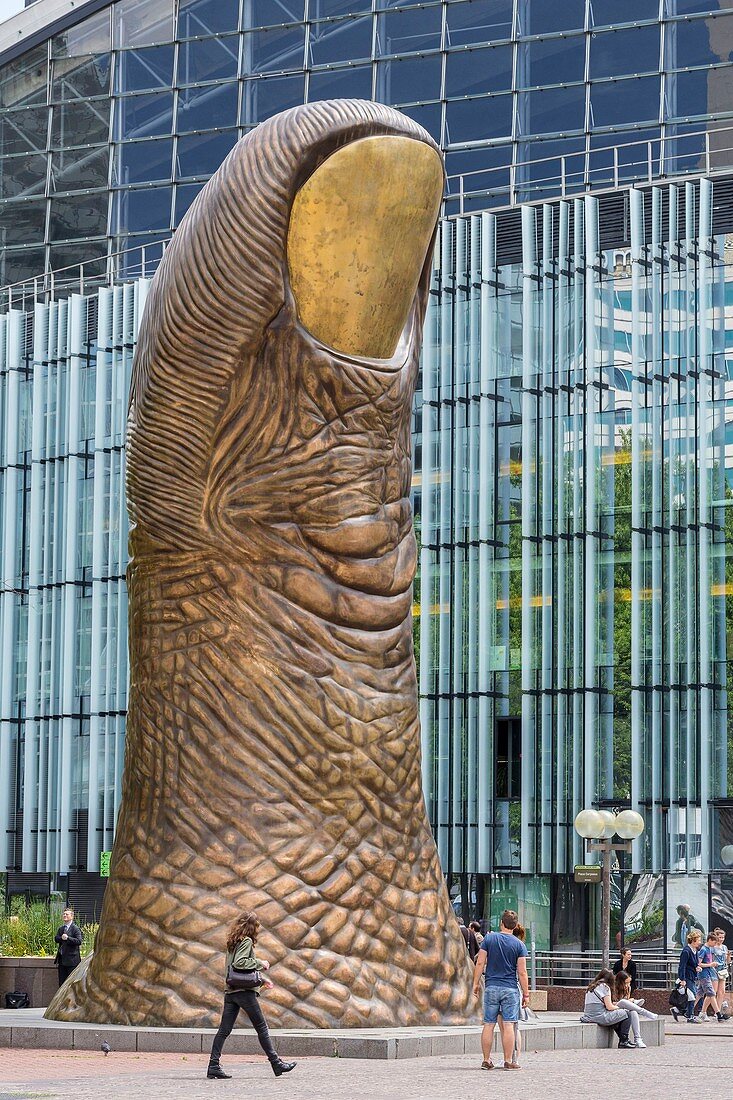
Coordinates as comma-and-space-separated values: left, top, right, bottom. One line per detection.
534, 950, 683, 989
447, 123, 733, 215
0, 238, 172, 314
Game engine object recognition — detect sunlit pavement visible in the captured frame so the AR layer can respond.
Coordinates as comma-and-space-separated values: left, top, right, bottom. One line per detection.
1, 1034, 732, 1100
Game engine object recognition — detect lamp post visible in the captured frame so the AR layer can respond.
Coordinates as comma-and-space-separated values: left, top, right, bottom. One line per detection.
574, 808, 645, 969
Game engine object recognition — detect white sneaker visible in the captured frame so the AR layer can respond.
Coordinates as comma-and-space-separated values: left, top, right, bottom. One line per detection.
635, 1039, 647, 1048
697, 1015, 708, 1022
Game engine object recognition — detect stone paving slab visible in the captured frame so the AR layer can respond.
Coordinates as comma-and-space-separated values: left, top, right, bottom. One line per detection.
0, 1008, 664, 1057
0, 1032, 717, 1100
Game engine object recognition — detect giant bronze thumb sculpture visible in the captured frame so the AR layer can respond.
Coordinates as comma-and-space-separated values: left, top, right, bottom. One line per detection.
46, 100, 473, 1028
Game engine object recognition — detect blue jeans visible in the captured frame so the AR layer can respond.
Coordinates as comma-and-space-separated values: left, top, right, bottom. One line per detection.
483, 985, 521, 1024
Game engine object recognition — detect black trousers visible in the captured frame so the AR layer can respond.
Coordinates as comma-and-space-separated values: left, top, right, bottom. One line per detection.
58, 963, 76, 987
612, 1017, 631, 1044
209, 991, 277, 1066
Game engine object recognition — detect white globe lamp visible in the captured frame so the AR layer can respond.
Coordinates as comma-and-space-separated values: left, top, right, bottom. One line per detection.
574, 809, 606, 839
720, 844, 733, 867
614, 809, 645, 840
597, 810, 617, 838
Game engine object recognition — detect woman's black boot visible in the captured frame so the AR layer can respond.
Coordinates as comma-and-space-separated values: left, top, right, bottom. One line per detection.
271, 1058, 296, 1076
207, 1064, 232, 1079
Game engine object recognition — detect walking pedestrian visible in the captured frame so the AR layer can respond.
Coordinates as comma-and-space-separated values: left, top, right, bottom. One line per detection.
472, 909, 530, 1071
675, 930, 702, 1022
580, 969, 635, 1048
54, 907, 83, 987
612, 969, 657, 1047
694, 931, 727, 1022
612, 948, 639, 995
206, 910, 296, 1080
712, 928, 730, 1017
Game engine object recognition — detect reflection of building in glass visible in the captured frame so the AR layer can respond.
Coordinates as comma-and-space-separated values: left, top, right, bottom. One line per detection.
4, 0, 733, 950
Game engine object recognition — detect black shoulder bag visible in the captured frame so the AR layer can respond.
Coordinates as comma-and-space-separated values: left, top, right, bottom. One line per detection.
226, 941, 263, 991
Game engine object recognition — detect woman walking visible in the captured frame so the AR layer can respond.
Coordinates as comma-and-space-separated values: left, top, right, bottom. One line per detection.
675, 930, 702, 1022
612, 970, 657, 1047
207, 911, 296, 1080
580, 969, 635, 1048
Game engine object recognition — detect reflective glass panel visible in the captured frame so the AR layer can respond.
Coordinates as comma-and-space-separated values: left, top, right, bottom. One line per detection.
375, 7, 442, 56
175, 129, 238, 177
0, 108, 48, 155
48, 192, 108, 240
309, 0, 372, 17
243, 0, 306, 27
176, 83, 238, 133
177, 0, 239, 37
0, 45, 48, 109
665, 13, 733, 68
445, 45, 513, 97
115, 45, 175, 92
521, 84, 586, 136
376, 54, 442, 104
590, 25, 661, 79
398, 101, 442, 143
116, 0, 175, 48
519, 0, 585, 35
308, 18, 373, 67
51, 100, 110, 147
0, 153, 47, 200
113, 186, 172, 233
243, 26, 306, 74
445, 94, 513, 144
114, 92, 173, 140
664, 67, 715, 118
51, 10, 110, 57
47, 242, 107, 278
445, 0, 514, 46
240, 74, 305, 125
178, 35, 239, 85
114, 137, 173, 184
51, 146, 109, 193
590, 0, 660, 26
666, 0, 724, 12
517, 35, 586, 89
590, 76, 661, 126
0, 245, 46, 284
51, 55, 112, 101
308, 65, 372, 101
0, 199, 46, 245
174, 181, 204, 224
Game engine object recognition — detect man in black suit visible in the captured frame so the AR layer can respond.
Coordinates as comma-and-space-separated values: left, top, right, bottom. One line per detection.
54, 907, 82, 987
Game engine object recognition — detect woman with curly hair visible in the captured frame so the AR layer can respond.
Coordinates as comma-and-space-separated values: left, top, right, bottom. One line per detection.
206, 911, 296, 1080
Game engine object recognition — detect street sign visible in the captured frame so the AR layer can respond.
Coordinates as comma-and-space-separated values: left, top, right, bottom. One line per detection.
99, 850, 112, 878
574, 864, 601, 884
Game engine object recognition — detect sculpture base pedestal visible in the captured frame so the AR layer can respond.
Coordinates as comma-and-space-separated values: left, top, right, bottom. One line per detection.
0, 1009, 665, 1056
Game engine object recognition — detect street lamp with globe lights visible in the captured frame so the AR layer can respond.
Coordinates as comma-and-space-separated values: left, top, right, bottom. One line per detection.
574, 808, 646, 968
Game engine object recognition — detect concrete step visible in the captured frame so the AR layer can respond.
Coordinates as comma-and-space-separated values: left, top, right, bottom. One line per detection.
0, 1009, 664, 1058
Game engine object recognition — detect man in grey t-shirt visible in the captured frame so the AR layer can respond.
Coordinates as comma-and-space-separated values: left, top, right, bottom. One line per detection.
472, 909, 529, 1071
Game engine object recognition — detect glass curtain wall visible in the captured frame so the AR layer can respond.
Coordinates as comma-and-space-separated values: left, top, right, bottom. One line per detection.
0, 280, 142, 872
5, 1, 733, 286
5, 178, 733, 879
416, 176, 733, 881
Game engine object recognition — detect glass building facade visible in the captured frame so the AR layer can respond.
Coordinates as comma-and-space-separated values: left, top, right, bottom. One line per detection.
4, 1, 733, 287
4, 0, 733, 943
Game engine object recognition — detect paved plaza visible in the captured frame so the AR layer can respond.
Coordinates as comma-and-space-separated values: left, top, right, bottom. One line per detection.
0, 1033, 731, 1100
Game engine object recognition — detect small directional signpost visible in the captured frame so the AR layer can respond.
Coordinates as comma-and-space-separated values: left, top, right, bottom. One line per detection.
99, 851, 112, 878
574, 864, 602, 884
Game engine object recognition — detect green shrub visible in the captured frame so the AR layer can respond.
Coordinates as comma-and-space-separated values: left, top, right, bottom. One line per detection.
0, 900, 98, 958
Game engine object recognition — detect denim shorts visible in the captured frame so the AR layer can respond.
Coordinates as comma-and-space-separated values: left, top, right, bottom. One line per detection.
483, 985, 521, 1024
697, 974, 715, 998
